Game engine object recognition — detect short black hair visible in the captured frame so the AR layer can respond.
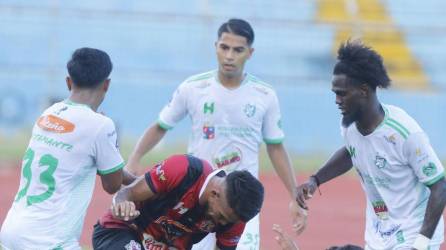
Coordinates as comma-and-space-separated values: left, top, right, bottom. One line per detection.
67, 47, 112, 88
226, 170, 264, 222
327, 244, 364, 250
218, 18, 255, 46
333, 40, 391, 90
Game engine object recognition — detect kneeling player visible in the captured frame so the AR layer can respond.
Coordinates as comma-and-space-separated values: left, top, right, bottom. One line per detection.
93, 154, 264, 250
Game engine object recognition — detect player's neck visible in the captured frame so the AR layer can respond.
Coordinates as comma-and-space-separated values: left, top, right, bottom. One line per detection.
356, 101, 384, 135
218, 71, 245, 89
68, 90, 102, 112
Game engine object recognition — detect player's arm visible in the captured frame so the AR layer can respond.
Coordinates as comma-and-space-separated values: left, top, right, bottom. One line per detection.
112, 175, 157, 221
126, 123, 167, 174
296, 146, 353, 209
267, 143, 307, 234
404, 132, 446, 248
418, 178, 446, 239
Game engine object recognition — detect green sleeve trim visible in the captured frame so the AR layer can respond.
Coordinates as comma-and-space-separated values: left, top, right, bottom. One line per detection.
263, 137, 284, 144
157, 119, 173, 130
98, 162, 125, 175
424, 172, 445, 186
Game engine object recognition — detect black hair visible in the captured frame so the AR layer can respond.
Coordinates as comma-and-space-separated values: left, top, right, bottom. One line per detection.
218, 18, 255, 46
226, 170, 264, 222
67, 47, 112, 88
333, 40, 391, 90
327, 244, 364, 250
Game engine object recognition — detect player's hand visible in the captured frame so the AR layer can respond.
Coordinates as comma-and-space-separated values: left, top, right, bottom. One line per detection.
111, 200, 140, 221
296, 177, 318, 209
272, 224, 300, 250
289, 200, 307, 235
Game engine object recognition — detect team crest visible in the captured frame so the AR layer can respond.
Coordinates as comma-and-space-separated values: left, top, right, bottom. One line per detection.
374, 155, 387, 169
243, 104, 256, 118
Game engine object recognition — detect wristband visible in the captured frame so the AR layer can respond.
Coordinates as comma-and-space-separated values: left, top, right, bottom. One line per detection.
310, 175, 321, 187
412, 234, 430, 250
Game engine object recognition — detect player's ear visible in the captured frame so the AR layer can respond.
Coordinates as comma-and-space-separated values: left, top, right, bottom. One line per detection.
102, 79, 111, 92
66, 77, 72, 91
359, 83, 369, 97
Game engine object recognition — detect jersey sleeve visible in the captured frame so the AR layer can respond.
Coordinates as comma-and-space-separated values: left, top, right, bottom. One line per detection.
158, 82, 189, 130
145, 155, 190, 194
95, 118, 125, 175
216, 222, 245, 250
262, 91, 285, 144
403, 132, 445, 185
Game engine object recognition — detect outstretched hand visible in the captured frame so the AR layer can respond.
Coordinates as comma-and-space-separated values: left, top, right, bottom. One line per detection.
289, 200, 307, 235
272, 224, 299, 250
296, 177, 318, 209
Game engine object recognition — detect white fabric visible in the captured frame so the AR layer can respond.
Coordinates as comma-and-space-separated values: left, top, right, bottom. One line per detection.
342, 104, 444, 249
0, 100, 124, 249
159, 70, 284, 178
191, 214, 260, 250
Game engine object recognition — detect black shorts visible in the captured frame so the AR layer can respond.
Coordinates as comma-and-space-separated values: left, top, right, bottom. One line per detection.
92, 222, 142, 250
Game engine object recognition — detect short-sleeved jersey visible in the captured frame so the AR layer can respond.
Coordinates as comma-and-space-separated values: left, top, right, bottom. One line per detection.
158, 70, 284, 177
100, 155, 245, 250
341, 104, 445, 248
0, 100, 124, 249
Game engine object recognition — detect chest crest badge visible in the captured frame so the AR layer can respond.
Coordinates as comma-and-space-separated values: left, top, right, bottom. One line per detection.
374, 155, 388, 169
243, 104, 256, 118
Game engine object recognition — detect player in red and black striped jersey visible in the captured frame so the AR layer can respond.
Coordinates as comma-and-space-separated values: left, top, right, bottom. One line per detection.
93, 154, 264, 250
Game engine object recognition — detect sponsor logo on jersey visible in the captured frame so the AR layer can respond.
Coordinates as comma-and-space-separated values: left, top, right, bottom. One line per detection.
203, 102, 215, 114
213, 146, 242, 171
372, 200, 389, 220
384, 134, 397, 145
243, 104, 256, 118
422, 162, 437, 177
203, 124, 215, 139
376, 223, 401, 238
155, 216, 193, 237
124, 240, 142, 250
37, 115, 75, 133
155, 164, 167, 182
374, 155, 387, 169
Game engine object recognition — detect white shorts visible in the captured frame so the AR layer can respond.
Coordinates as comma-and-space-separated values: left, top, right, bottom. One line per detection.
191, 214, 260, 250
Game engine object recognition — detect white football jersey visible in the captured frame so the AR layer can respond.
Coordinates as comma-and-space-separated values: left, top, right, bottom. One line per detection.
342, 104, 444, 249
159, 70, 284, 177
0, 100, 124, 250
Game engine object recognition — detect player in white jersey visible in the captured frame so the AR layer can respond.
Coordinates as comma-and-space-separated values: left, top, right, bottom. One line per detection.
0, 48, 135, 250
296, 41, 446, 250
125, 19, 307, 250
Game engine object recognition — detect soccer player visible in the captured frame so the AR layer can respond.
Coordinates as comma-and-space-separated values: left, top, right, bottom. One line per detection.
0, 48, 135, 249
296, 41, 446, 249
93, 154, 264, 250
125, 18, 306, 250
